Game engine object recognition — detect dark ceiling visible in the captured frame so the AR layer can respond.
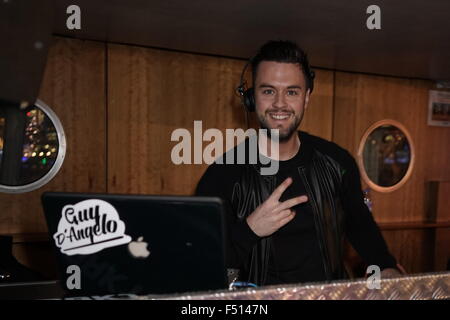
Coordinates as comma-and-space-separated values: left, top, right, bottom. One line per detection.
53, 0, 450, 81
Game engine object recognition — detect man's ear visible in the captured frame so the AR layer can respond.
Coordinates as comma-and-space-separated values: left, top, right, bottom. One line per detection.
304, 89, 311, 109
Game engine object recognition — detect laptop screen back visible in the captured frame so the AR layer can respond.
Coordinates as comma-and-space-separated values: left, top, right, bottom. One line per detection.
41, 192, 228, 296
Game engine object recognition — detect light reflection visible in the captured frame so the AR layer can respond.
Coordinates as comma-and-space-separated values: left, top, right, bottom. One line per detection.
18, 106, 59, 184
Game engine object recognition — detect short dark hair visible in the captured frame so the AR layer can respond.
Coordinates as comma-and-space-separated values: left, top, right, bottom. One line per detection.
251, 40, 314, 93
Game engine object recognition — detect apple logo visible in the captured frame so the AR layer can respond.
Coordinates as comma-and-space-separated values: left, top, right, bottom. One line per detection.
128, 236, 150, 259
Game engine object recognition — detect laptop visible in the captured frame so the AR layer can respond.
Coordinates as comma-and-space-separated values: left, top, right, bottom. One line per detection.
41, 192, 229, 297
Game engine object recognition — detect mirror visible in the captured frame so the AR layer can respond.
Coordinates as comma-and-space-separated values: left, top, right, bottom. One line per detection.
0, 99, 66, 193
357, 120, 414, 192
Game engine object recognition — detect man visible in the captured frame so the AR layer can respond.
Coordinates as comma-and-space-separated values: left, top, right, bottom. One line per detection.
195, 40, 401, 286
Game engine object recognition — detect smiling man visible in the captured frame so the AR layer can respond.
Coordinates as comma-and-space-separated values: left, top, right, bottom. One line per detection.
195, 40, 402, 286
256, 61, 308, 142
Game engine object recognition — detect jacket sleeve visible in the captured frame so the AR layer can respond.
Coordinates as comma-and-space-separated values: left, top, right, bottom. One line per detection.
341, 154, 398, 271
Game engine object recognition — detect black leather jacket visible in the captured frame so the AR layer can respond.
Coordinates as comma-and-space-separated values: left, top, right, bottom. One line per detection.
231, 142, 348, 285
196, 131, 397, 286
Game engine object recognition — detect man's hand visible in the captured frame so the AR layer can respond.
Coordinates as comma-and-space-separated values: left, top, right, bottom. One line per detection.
246, 177, 308, 237
380, 264, 406, 279
380, 268, 402, 279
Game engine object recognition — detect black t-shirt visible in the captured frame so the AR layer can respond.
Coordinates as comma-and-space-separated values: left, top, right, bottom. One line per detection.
264, 138, 326, 284
195, 131, 397, 285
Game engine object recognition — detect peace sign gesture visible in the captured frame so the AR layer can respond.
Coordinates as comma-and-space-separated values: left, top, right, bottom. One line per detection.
246, 177, 308, 237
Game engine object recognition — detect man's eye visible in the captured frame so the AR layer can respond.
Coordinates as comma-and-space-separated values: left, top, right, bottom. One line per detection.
287, 90, 298, 96
262, 89, 274, 95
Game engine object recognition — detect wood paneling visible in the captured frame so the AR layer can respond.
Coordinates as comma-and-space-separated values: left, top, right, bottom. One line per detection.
334, 72, 450, 273
381, 229, 436, 274
344, 227, 449, 276
422, 113, 450, 183
108, 44, 245, 195
436, 181, 450, 222
107, 44, 334, 195
300, 69, 334, 141
333, 72, 443, 223
434, 229, 450, 271
0, 37, 106, 235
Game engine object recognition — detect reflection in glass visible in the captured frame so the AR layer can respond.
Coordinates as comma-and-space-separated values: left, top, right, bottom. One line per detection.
362, 125, 411, 187
0, 105, 59, 187
18, 107, 59, 185
0, 117, 5, 168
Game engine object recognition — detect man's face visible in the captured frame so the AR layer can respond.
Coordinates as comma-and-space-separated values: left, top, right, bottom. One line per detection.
254, 61, 310, 141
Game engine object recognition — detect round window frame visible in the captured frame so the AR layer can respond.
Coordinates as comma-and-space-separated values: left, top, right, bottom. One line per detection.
357, 119, 415, 193
0, 99, 66, 193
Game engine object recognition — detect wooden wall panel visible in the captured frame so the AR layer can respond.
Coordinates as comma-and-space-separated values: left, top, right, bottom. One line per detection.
107, 44, 334, 195
333, 72, 446, 223
434, 228, 450, 271
299, 69, 334, 141
0, 37, 106, 235
334, 72, 450, 274
381, 229, 435, 274
108, 44, 245, 195
423, 126, 450, 183
436, 182, 450, 222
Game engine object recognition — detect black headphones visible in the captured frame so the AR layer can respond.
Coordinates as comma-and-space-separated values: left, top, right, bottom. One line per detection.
236, 58, 315, 112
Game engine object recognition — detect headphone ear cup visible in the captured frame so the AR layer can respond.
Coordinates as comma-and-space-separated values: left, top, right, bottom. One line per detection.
243, 87, 255, 112
309, 70, 315, 93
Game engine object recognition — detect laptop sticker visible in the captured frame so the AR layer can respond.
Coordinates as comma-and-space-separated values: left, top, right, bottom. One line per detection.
53, 199, 132, 256
128, 236, 150, 259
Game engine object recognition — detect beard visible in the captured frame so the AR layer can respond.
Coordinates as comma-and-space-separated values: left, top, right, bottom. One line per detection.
257, 109, 304, 142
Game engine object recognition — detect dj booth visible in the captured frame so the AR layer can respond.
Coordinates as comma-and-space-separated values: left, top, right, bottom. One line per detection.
1, 272, 449, 300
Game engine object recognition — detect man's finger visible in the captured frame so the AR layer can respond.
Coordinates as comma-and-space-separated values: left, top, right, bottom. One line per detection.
276, 210, 296, 229
269, 177, 293, 201
275, 195, 308, 212
274, 209, 294, 220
